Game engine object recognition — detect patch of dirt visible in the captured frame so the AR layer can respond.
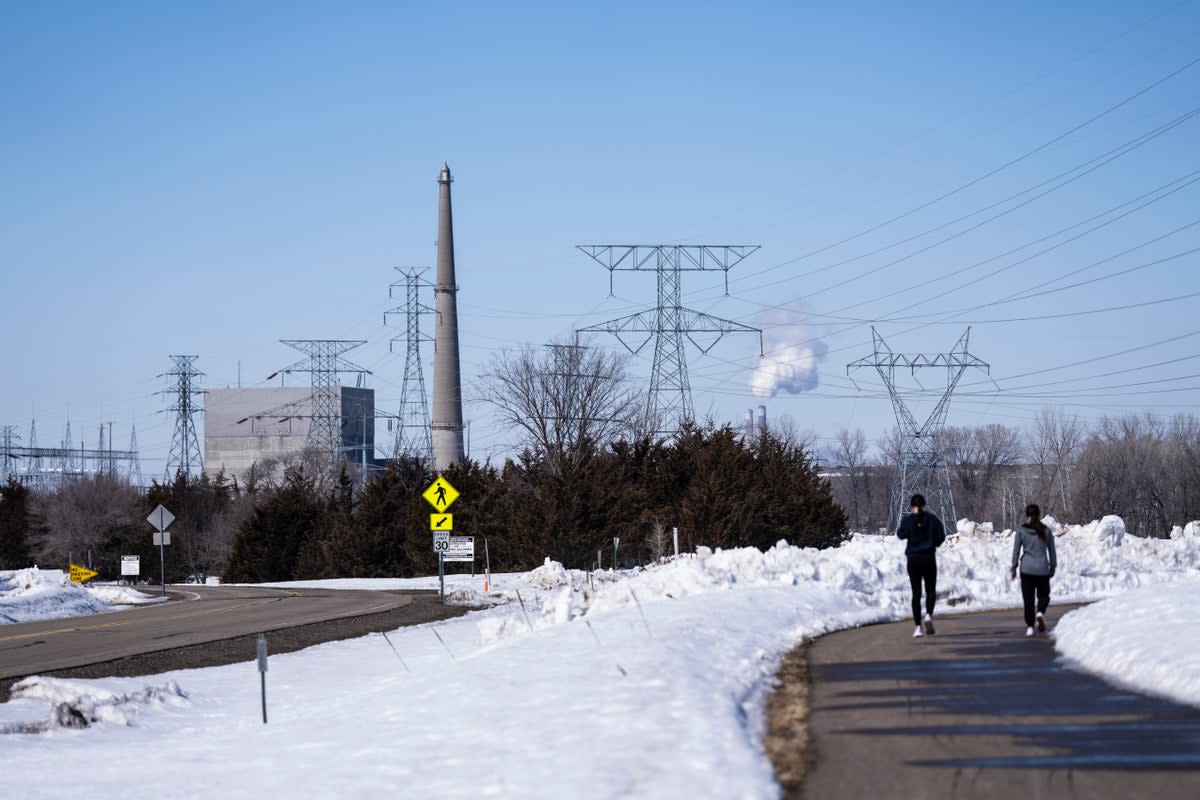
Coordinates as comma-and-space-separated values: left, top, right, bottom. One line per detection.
764, 641, 814, 799
0, 593, 469, 703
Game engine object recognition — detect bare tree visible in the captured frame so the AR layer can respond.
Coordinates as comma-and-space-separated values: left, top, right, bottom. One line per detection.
944, 424, 1022, 522
831, 428, 871, 531
29, 475, 141, 569
479, 339, 643, 475
1028, 408, 1085, 516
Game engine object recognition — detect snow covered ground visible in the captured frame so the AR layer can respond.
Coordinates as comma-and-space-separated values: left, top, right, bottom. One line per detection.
0, 568, 163, 624
1055, 576, 1200, 709
2, 517, 1199, 798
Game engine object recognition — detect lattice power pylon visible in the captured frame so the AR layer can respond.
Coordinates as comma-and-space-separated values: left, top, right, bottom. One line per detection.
577, 245, 763, 435
276, 340, 371, 469
385, 268, 434, 463
848, 327, 989, 530
1, 426, 19, 481
160, 355, 205, 480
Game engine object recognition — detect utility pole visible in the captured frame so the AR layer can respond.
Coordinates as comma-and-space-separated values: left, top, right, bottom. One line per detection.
847, 327, 990, 530
577, 245, 763, 436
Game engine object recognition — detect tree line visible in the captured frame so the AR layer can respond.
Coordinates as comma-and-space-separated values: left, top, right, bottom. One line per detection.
0, 424, 844, 583
827, 410, 1200, 536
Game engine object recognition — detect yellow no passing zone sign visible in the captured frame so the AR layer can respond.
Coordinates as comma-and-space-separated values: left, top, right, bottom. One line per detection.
69, 564, 99, 583
430, 513, 453, 531
423, 476, 459, 512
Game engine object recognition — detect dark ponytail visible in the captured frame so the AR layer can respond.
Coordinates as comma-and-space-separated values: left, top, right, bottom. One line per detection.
1026, 504, 1047, 541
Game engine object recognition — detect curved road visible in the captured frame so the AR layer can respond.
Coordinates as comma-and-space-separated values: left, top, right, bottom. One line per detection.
799, 607, 1200, 799
0, 585, 437, 681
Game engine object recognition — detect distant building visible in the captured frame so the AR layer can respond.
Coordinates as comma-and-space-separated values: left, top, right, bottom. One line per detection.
203, 387, 376, 481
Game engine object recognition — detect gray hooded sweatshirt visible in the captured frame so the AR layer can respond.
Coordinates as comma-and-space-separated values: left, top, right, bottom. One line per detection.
1012, 523, 1057, 577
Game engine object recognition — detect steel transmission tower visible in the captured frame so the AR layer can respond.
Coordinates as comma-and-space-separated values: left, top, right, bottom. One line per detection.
847, 327, 989, 530
385, 268, 434, 463
277, 340, 371, 468
160, 356, 205, 480
1, 426, 18, 480
128, 425, 145, 487
577, 245, 763, 435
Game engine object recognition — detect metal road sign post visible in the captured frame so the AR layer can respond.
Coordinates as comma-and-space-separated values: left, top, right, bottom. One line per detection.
424, 476, 460, 602
256, 634, 269, 724
147, 504, 175, 596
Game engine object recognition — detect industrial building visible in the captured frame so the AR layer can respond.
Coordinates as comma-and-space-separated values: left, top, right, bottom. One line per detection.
203, 387, 376, 481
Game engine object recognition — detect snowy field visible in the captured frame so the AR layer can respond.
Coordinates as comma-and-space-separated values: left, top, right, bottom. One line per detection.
2, 515, 1199, 799
0, 568, 163, 624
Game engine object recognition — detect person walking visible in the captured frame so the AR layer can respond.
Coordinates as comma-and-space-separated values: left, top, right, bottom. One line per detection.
1011, 503, 1057, 637
897, 493, 946, 637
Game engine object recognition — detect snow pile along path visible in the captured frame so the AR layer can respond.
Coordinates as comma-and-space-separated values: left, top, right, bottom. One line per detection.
1055, 577, 1200, 709
0, 568, 162, 624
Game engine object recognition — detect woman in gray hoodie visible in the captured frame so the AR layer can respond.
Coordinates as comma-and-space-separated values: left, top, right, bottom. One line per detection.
1010, 503, 1057, 637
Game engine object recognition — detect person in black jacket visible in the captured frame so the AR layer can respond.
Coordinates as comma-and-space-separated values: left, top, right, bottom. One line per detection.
897, 493, 946, 637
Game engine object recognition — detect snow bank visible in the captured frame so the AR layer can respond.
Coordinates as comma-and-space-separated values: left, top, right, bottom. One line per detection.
1055, 578, 1200, 709
0, 569, 163, 624
1, 677, 189, 733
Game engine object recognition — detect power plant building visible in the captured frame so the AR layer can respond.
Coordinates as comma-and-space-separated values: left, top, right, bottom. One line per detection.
203, 387, 376, 480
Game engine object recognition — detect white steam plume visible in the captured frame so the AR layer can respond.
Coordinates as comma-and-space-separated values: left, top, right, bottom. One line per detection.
748, 311, 828, 399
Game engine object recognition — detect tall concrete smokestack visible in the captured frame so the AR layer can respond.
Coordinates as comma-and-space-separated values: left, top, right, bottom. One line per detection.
431, 163, 466, 471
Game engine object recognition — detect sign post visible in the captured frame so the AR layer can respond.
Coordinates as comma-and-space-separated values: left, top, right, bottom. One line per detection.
613, 537, 620, 568
673, 527, 679, 558
256, 634, 269, 724
146, 504, 175, 596
424, 476, 460, 602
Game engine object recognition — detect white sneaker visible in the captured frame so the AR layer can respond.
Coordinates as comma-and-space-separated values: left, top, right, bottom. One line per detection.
913, 626, 924, 638
1025, 627, 1035, 637
923, 613, 935, 635
1036, 612, 1046, 633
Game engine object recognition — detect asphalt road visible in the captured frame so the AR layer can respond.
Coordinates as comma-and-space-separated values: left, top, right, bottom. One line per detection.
0, 585, 435, 680
800, 607, 1200, 799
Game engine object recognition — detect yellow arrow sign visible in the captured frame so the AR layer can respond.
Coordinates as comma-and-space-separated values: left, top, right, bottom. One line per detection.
423, 476, 460, 512
69, 564, 99, 584
430, 513, 453, 531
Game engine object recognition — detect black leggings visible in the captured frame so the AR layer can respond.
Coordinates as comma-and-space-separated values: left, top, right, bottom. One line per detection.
1020, 573, 1051, 627
907, 553, 937, 625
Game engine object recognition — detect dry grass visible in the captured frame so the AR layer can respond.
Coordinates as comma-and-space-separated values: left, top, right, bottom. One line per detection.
763, 642, 813, 799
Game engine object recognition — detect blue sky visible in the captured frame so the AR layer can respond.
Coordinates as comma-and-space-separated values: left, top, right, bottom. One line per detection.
2, 0, 1198, 473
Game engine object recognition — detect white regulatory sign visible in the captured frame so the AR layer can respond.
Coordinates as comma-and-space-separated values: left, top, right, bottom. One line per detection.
121, 555, 140, 576
443, 536, 474, 562
433, 532, 451, 553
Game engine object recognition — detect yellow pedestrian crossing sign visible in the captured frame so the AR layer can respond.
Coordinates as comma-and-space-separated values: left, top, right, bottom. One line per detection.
423, 476, 459, 512
430, 513, 453, 531
69, 563, 99, 583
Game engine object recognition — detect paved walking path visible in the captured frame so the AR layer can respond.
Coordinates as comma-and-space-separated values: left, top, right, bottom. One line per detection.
801, 607, 1200, 799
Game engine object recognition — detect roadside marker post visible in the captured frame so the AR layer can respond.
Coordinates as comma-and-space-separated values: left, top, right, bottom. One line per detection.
673, 527, 679, 558
613, 537, 620, 569
256, 634, 269, 724
483, 538, 491, 593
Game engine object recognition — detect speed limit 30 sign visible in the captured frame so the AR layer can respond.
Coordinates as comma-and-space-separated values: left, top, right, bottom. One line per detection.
433, 532, 451, 553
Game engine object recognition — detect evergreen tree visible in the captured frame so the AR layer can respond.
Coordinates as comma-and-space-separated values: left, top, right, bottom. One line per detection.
0, 478, 32, 569
223, 468, 326, 583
